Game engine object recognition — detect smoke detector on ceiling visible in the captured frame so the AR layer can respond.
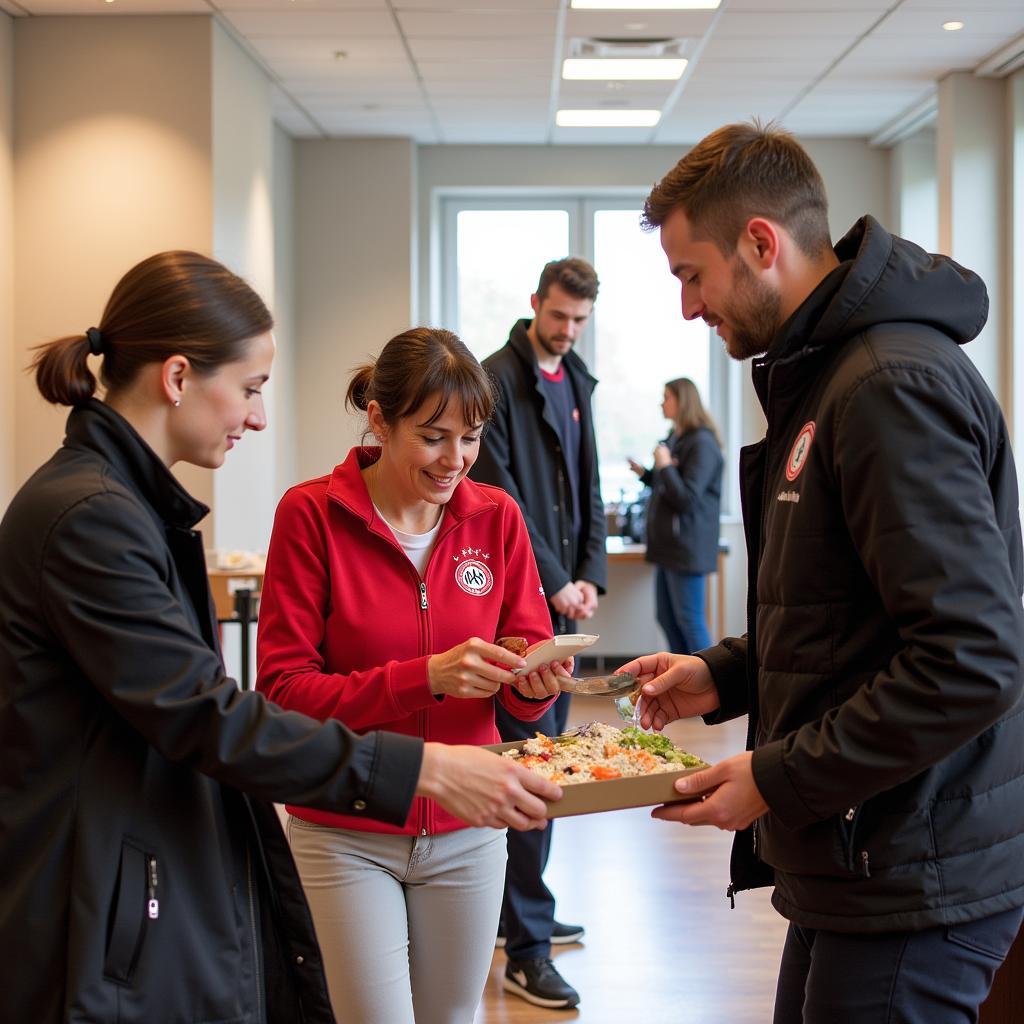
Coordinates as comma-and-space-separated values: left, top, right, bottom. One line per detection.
568, 36, 691, 60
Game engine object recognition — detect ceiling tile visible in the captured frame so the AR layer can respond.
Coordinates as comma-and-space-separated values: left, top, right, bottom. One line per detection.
223, 11, 395, 36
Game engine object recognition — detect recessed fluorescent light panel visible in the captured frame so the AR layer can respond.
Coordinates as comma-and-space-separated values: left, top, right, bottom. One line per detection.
942, 20, 964, 31
570, 0, 720, 9
563, 58, 687, 80
556, 109, 661, 127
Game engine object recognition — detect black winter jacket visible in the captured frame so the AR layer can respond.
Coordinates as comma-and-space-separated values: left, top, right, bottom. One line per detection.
641, 426, 723, 576
0, 400, 424, 1023
701, 216, 1024, 932
471, 321, 607, 631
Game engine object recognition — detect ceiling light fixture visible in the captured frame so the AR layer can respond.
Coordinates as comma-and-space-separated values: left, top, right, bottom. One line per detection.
571, 0, 719, 9
563, 57, 686, 80
556, 108, 661, 127
942, 21, 964, 32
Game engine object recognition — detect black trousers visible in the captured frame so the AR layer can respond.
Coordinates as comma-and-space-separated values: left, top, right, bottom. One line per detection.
495, 691, 572, 961
774, 905, 1024, 1023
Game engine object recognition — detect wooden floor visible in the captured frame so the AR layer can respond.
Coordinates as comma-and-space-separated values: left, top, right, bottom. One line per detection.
475, 696, 789, 1024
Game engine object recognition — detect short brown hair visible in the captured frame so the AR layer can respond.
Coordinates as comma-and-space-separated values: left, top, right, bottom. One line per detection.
535, 257, 599, 303
346, 327, 496, 430
31, 251, 273, 407
642, 121, 832, 259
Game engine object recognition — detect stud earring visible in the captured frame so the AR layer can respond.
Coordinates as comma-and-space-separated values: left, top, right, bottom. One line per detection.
173, 399, 181, 408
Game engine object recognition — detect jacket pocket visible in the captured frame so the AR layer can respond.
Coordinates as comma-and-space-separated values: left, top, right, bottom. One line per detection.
837, 805, 870, 877
103, 839, 157, 984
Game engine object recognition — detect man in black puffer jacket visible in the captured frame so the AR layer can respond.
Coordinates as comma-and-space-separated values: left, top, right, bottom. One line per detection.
623, 122, 1024, 1023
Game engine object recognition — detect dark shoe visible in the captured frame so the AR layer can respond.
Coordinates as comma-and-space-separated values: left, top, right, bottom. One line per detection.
551, 920, 585, 945
496, 919, 584, 948
503, 958, 580, 1009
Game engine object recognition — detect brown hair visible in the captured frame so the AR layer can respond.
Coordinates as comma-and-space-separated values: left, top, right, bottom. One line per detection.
30, 251, 273, 407
642, 121, 832, 260
667, 377, 721, 448
535, 257, 600, 303
346, 327, 496, 430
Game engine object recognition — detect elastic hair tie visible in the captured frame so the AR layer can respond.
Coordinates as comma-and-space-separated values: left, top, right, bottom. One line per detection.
85, 327, 105, 357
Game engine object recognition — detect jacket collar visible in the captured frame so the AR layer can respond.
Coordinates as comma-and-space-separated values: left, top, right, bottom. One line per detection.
64, 399, 209, 529
507, 319, 598, 393
325, 446, 497, 533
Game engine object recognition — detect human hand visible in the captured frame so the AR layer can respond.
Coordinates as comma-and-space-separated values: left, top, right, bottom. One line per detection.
574, 580, 599, 619
614, 651, 720, 728
510, 657, 572, 700
653, 443, 672, 470
550, 581, 585, 618
651, 751, 768, 831
627, 458, 645, 477
427, 637, 525, 699
417, 743, 562, 830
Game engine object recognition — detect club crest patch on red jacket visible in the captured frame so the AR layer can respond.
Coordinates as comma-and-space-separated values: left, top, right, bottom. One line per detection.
455, 558, 493, 596
786, 421, 815, 482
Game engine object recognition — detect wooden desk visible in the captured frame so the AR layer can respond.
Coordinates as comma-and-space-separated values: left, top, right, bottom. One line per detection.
605, 537, 730, 640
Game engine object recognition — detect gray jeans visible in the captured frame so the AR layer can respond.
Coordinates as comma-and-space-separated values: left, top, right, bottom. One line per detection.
287, 816, 507, 1024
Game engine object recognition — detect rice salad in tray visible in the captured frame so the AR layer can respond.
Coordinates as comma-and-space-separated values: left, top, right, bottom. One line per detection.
500, 721, 707, 784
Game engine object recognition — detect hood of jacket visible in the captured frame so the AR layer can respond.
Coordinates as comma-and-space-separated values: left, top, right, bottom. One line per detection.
506, 318, 599, 394
775, 215, 988, 363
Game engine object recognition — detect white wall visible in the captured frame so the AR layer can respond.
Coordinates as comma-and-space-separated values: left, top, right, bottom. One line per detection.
272, 124, 297, 492
12, 16, 214, 506
1008, 69, 1024, 452
211, 22, 277, 553
890, 130, 938, 253
0, 15, 13, 509
293, 137, 416, 482
414, 138, 889, 641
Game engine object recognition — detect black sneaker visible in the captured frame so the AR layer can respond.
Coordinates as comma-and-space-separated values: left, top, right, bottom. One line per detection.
503, 958, 580, 1009
495, 920, 585, 948
551, 920, 585, 945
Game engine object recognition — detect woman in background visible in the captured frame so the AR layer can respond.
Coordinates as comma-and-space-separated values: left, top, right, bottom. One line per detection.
257, 327, 571, 1024
0, 253, 558, 1024
629, 377, 723, 654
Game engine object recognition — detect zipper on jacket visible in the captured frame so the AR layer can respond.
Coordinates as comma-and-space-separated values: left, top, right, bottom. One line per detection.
146, 855, 160, 920
245, 847, 264, 1023
860, 850, 871, 878
419, 580, 428, 610
726, 883, 736, 909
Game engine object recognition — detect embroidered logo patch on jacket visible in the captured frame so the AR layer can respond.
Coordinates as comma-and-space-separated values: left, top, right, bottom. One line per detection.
454, 559, 494, 596
786, 421, 816, 482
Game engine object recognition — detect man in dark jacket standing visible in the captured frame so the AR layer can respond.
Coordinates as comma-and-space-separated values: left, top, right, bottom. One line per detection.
471, 257, 608, 1009
623, 122, 1024, 1023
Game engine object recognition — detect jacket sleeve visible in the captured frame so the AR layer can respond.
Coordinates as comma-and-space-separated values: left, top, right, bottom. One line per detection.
492, 497, 559, 722
751, 365, 1024, 829
39, 491, 421, 826
476, 376, 572, 597
653, 432, 722, 515
256, 487, 439, 732
575, 421, 608, 593
698, 635, 750, 724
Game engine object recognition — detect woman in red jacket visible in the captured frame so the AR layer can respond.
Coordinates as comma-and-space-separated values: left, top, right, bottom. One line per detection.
257, 327, 570, 1024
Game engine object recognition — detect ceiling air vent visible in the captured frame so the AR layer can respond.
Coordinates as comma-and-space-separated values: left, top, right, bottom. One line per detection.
568, 37, 691, 60
975, 32, 1024, 78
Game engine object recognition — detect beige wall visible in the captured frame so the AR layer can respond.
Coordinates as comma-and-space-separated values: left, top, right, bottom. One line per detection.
271, 124, 297, 493
293, 137, 416, 482
0, 16, 13, 509
13, 16, 215, 508
211, 22, 277, 553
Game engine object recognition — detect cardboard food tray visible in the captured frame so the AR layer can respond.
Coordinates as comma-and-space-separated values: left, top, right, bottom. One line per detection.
486, 739, 703, 819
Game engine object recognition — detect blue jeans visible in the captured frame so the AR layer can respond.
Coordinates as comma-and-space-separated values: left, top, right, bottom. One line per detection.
655, 567, 710, 654
773, 906, 1024, 1023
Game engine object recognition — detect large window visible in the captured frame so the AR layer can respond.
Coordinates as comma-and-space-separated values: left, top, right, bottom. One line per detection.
441, 195, 720, 506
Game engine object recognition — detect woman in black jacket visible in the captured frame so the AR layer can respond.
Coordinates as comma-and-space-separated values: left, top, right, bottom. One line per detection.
629, 377, 723, 654
0, 251, 558, 1024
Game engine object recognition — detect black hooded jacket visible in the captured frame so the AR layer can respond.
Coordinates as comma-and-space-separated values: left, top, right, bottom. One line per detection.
0, 400, 424, 1023
700, 217, 1024, 932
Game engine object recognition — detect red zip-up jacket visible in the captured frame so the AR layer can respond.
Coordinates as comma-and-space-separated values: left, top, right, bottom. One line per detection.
256, 446, 556, 836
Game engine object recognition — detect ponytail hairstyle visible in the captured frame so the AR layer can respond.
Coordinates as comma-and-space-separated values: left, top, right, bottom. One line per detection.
346, 327, 496, 434
30, 250, 273, 407
667, 377, 722, 448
